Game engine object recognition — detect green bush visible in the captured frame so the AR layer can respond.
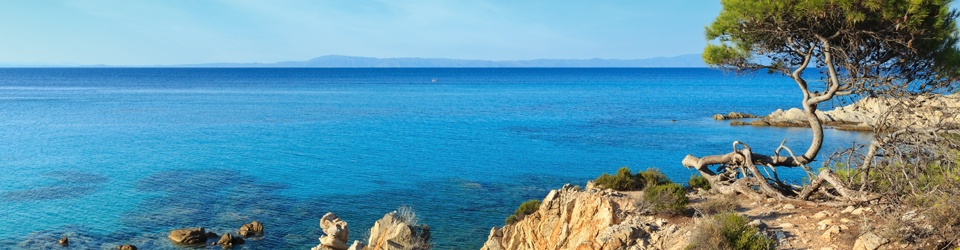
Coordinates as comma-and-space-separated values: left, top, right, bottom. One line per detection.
687, 212, 776, 250
594, 167, 638, 191
643, 183, 689, 215
594, 167, 672, 191
505, 199, 541, 225
688, 175, 711, 190
637, 168, 670, 190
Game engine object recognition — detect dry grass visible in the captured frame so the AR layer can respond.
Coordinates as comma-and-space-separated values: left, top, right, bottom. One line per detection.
693, 194, 740, 216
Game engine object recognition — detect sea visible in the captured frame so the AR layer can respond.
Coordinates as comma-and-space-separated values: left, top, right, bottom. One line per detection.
0, 68, 872, 249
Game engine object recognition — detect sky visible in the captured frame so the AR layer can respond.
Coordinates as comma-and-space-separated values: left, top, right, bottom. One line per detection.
0, 1, 723, 66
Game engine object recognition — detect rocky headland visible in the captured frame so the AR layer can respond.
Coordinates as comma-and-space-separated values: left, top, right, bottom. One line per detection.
478, 181, 945, 250
721, 94, 960, 131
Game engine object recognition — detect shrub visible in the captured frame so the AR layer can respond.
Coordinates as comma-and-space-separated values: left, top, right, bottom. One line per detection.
688, 175, 711, 190
687, 212, 776, 250
594, 167, 638, 191
594, 167, 674, 191
505, 199, 541, 225
694, 195, 739, 216
637, 168, 670, 190
643, 183, 688, 215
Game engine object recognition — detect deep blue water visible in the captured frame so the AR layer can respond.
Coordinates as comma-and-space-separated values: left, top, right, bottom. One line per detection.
0, 68, 871, 249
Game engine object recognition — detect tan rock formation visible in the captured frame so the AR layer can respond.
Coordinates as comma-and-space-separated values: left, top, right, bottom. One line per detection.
238, 221, 263, 237
480, 184, 689, 250
367, 210, 431, 250
757, 94, 960, 130
167, 227, 207, 245
217, 233, 244, 247
313, 212, 350, 250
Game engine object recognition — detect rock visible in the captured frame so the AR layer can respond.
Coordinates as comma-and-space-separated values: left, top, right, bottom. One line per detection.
168, 227, 208, 245
58, 237, 68, 246
783, 204, 796, 210
748, 219, 767, 230
714, 112, 758, 120
654, 218, 668, 227
367, 211, 431, 250
238, 221, 264, 237
117, 245, 137, 250
205, 232, 219, 240
218, 233, 244, 247
584, 181, 598, 191
480, 185, 690, 250
817, 219, 834, 226
853, 232, 889, 250
315, 212, 350, 250
820, 225, 841, 240
851, 207, 871, 216
840, 218, 852, 224
841, 206, 855, 214
347, 240, 365, 250
813, 211, 831, 219
779, 223, 795, 229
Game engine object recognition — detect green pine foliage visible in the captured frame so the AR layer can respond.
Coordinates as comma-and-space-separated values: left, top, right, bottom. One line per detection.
505, 199, 541, 225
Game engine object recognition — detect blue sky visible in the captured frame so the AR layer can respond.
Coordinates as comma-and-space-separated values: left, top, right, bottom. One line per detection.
2, 1, 958, 66
0, 1, 722, 65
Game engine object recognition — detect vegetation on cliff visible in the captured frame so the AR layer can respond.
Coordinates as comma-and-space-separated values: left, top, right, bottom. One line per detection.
504, 200, 542, 225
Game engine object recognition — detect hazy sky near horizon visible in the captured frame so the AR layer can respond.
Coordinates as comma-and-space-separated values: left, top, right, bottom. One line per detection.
0, 1, 727, 65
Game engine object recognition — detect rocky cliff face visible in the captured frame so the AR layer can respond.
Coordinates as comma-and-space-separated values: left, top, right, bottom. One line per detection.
480, 184, 689, 250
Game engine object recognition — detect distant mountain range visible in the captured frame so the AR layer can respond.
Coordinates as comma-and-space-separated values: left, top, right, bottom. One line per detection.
0, 54, 709, 68
179, 54, 708, 68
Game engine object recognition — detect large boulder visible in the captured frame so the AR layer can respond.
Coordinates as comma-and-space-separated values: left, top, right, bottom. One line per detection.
367, 210, 431, 250
238, 221, 264, 237
852, 232, 889, 250
218, 233, 245, 247
168, 227, 208, 245
312, 212, 350, 250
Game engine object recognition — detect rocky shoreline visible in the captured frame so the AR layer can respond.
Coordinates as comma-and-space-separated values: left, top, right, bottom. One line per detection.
717, 94, 960, 131
25, 179, 947, 249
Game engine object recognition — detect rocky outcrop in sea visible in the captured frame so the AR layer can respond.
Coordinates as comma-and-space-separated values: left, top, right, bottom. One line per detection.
728, 94, 960, 131
312, 209, 431, 250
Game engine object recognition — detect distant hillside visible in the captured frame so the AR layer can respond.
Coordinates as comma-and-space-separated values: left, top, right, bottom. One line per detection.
182, 54, 708, 68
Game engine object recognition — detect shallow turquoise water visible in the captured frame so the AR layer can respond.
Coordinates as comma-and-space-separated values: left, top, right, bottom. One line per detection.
0, 68, 871, 249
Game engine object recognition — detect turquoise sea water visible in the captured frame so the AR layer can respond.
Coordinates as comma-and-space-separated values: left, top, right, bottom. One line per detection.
0, 68, 871, 249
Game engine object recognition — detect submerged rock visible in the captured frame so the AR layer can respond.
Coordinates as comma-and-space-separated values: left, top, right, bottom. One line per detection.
117, 244, 137, 250
58, 236, 68, 246
713, 112, 758, 120
238, 221, 264, 237
168, 227, 208, 245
